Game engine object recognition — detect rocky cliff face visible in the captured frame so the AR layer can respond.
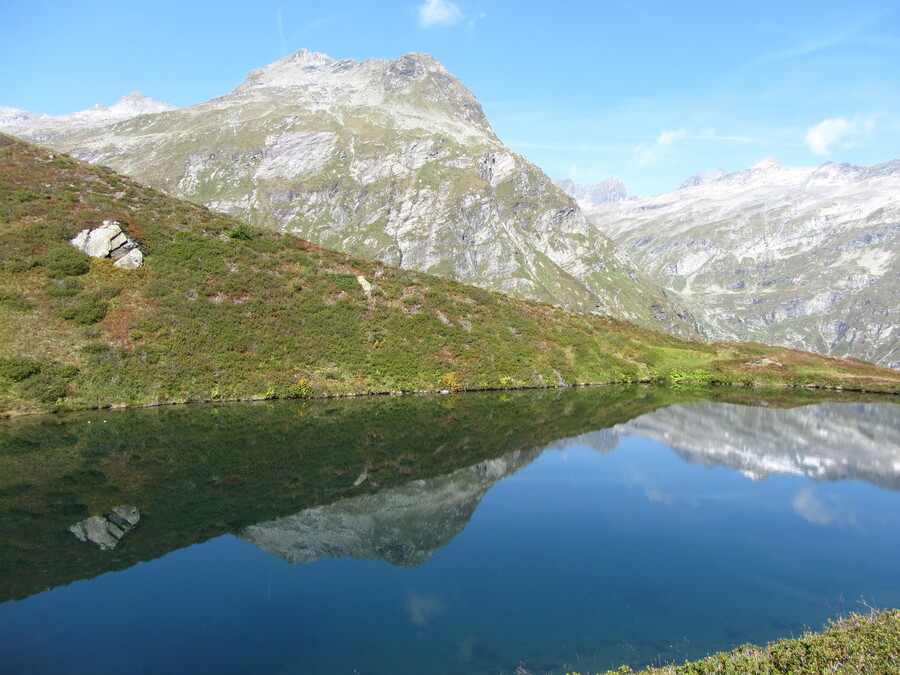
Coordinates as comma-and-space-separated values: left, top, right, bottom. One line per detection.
0, 50, 691, 333
581, 159, 899, 368
240, 448, 541, 567
562, 400, 900, 490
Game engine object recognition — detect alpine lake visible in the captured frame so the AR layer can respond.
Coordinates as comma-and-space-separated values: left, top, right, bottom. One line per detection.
0, 385, 898, 674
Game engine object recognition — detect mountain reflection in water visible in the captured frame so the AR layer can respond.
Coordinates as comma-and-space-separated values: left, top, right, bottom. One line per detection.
0, 387, 897, 674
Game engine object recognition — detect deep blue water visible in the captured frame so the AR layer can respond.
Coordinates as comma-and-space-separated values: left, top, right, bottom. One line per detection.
0, 394, 898, 674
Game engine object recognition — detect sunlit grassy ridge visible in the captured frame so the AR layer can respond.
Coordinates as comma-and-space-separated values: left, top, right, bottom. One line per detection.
568, 609, 900, 675
1, 133, 898, 415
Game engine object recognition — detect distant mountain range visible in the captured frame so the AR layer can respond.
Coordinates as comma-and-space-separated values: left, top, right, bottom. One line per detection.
560, 159, 899, 368
551, 177, 630, 208
566, 400, 900, 490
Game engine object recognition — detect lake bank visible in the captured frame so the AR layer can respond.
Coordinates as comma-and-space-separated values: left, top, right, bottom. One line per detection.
2, 375, 898, 420
584, 609, 900, 675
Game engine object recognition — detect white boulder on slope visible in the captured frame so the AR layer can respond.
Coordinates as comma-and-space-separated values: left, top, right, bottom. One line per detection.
70, 220, 143, 269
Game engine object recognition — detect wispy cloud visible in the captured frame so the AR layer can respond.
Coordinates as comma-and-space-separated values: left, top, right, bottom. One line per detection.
753, 33, 850, 65
633, 128, 687, 166
405, 591, 445, 625
302, 15, 342, 34
644, 487, 675, 506
750, 8, 893, 66
696, 128, 766, 143
276, 7, 286, 55
792, 486, 856, 528
507, 141, 621, 152
418, 0, 463, 28
466, 12, 486, 38
806, 115, 875, 155
632, 127, 768, 167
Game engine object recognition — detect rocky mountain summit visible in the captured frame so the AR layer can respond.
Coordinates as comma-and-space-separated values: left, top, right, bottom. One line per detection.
580, 158, 899, 368
552, 176, 631, 208
0, 50, 690, 333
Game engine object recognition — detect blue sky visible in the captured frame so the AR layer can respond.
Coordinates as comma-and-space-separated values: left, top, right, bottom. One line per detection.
3, 0, 899, 194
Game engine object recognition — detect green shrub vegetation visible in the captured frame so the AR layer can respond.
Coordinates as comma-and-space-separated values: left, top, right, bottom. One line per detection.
228, 222, 256, 240
1, 132, 899, 416
42, 243, 91, 277
570, 609, 900, 675
0, 289, 35, 311
0, 357, 42, 381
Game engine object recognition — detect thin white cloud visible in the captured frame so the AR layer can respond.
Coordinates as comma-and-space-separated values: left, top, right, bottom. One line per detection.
405, 591, 445, 625
634, 128, 687, 166
657, 128, 687, 146
754, 33, 849, 65
806, 116, 874, 155
508, 141, 621, 152
792, 486, 833, 525
750, 9, 892, 66
276, 7, 286, 55
418, 0, 463, 28
792, 486, 857, 528
633, 127, 768, 167
697, 128, 766, 143
644, 487, 675, 506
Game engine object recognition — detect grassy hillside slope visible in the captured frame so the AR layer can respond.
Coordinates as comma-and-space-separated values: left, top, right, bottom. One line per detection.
1, 134, 898, 415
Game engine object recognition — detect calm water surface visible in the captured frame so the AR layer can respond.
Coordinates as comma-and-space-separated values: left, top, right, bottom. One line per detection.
0, 388, 898, 674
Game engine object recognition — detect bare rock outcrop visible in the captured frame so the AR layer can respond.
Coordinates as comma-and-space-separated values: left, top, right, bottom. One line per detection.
70, 220, 144, 269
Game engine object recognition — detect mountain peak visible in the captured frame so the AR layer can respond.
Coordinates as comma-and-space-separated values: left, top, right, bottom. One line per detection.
273, 48, 337, 71
751, 156, 780, 170
109, 91, 177, 116
0, 106, 47, 127
677, 168, 727, 189
386, 52, 447, 79
234, 49, 488, 130
553, 177, 630, 207
238, 49, 452, 92
678, 158, 781, 191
